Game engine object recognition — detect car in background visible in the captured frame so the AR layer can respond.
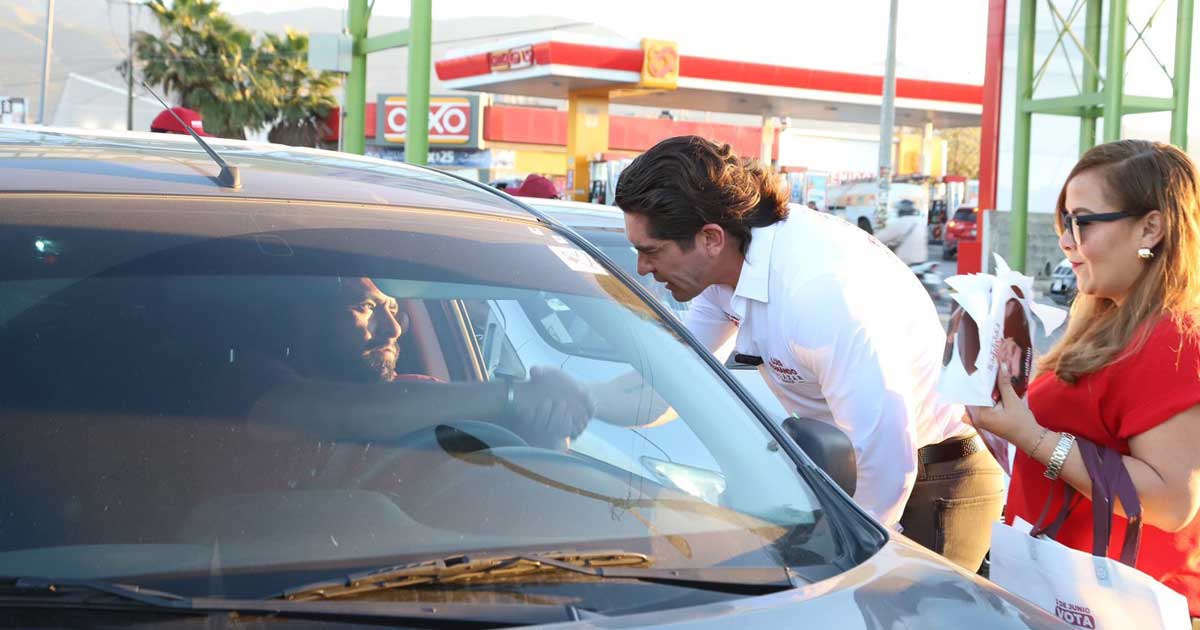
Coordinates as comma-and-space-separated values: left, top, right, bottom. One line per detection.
942, 205, 979, 260
825, 181, 928, 235
522, 198, 790, 423
0, 127, 1066, 628
1049, 257, 1077, 305
487, 176, 524, 191
927, 199, 948, 244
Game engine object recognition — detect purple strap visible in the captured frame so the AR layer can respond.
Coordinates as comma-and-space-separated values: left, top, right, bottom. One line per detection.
1029, 437, 1143, 568
1078, 439, 1143, 567
1030, 478, 1082, 539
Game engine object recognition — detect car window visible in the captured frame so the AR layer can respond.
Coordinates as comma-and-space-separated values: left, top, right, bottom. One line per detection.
953, 208, 977, 222
571, 226, 691, 317
0, 197, 854, 611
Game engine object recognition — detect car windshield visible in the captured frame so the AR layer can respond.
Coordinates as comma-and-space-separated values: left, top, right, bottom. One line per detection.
563, 226, 691, 317
952, 208, 977, 222
0, 195, 846, 608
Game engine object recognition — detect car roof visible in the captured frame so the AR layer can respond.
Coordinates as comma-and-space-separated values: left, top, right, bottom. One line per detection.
521, 198, 627, 231
0, 126, 531, 220
526, 199, 812, 232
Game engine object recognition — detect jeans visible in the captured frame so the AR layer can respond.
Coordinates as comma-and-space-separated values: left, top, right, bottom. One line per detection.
898, 441, 1006, 572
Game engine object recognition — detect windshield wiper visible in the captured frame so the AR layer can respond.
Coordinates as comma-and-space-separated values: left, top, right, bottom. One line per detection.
0, 576, 598, 626
3, 576, 189, 608
276, 549, 797, 601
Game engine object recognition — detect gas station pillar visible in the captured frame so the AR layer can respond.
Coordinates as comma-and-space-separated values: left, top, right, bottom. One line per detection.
563, 38, 681, 201
566, 93, 610, 202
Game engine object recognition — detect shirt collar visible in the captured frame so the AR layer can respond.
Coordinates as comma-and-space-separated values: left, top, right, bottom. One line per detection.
731, 221, 779, 305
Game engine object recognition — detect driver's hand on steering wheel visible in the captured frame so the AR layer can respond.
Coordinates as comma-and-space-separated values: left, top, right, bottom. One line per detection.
509, 366, 595, 449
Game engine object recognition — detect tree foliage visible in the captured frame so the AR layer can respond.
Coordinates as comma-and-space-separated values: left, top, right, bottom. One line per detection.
261, 30, 340, 147
941, 127, 982, 179
131, 0, 339, 145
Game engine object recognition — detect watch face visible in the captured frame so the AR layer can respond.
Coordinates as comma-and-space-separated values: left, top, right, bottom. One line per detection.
943, 306, 980, 375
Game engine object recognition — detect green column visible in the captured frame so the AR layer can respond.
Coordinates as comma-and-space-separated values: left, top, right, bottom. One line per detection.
343, 0, 369, 155
1172, 0, 1194, 149
1010, 0, 1037, 273
1103, 0, 1128, 142
404, 0, 432, 166
1079, 0, 1103, 154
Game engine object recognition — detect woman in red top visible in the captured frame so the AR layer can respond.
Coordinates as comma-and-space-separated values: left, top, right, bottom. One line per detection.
970, 140, 1200, 617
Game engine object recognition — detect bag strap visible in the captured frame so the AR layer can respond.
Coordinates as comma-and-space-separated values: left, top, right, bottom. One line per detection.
1030, 477, 1083, 539
1028, 438, 1143, 568
1077, 438, 1143, 567
1110, 449, 1143, 566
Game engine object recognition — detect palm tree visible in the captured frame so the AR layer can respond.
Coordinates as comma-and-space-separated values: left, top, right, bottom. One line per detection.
133, 0, 274, 139
260, 30, 340, 148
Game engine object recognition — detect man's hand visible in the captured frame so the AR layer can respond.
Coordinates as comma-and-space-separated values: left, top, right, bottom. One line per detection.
590, 371, 675, 427
509, 366, 595, 448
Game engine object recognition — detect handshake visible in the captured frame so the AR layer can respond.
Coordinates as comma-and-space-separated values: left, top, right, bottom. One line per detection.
503, 367, 675, 448
504, 366, 596, 449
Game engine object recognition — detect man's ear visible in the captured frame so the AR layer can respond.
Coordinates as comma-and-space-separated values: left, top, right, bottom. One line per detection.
698, 223, 727, 255
1140, 210, 1166, 250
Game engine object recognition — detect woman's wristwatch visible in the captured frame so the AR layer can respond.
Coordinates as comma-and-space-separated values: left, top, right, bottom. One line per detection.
1044, 432, 1076, 480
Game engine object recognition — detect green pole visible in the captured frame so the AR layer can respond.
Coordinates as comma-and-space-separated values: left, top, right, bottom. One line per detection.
404, 0, 432, 166
1103, 0, 1127, 142
1079, 0, 1102, 155
343, 0, 368, 155
1010, 0, 1036, 273
1171, 0, 1194, 149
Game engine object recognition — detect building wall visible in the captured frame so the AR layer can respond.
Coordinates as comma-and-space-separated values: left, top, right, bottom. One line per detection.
985, 210, 1062, 280
481, 105, 766, 157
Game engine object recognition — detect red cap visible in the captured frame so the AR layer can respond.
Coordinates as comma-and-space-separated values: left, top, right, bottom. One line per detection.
150, 107, 211, 137
510, 174, 559, 199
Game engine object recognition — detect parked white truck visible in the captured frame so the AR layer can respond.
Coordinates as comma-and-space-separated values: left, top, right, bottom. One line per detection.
825, 180, 929, 235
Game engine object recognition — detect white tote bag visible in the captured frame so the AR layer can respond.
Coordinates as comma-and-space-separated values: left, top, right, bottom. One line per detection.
990, 439, 1190, 629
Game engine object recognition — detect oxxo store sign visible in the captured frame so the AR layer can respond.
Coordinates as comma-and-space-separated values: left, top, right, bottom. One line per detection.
376, 94, 482, 149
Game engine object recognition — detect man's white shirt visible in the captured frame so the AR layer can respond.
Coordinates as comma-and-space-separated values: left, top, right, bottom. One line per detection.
684, 208, 972, 528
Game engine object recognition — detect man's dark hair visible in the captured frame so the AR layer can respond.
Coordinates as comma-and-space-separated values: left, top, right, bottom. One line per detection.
615, 135, 790, 253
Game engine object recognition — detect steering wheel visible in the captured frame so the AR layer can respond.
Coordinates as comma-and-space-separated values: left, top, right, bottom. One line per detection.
349, 420, 529, 489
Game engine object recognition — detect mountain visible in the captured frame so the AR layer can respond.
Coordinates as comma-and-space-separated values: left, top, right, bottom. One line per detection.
0, 0, 133, 121
233, 9, 616, 100
0, 1, 615, 123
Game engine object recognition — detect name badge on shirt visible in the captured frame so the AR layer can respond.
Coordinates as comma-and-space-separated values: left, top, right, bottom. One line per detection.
768, 358, 806, 384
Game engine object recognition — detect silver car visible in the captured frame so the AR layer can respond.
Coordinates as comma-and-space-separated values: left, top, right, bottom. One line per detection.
0, 127, 1064, 628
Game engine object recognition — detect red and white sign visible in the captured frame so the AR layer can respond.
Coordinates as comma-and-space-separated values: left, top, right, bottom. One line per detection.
381, 96, 473, 145
488, 45, 534, 73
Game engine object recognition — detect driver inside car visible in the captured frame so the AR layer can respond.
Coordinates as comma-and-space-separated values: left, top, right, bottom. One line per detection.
223, 277, 595, 450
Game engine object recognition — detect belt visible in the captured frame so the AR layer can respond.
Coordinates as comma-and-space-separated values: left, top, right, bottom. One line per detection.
918, 433, 984, 466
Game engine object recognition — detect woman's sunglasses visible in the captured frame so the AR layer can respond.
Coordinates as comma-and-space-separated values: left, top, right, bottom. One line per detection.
1057, 210, 1134, 245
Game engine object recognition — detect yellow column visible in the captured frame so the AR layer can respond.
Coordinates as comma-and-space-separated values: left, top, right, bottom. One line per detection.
759, 115, 777, 165
566, 92, 610, 202
921, 122, 935, 176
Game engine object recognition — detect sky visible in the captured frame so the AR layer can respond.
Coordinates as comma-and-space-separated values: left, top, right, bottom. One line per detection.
217, 0, 993, 84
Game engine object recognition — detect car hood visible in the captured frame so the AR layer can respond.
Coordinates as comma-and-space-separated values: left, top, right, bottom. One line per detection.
541, 535, 1066, 629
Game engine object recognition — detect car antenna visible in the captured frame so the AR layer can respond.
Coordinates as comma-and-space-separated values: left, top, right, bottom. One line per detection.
140, 80, 241, 189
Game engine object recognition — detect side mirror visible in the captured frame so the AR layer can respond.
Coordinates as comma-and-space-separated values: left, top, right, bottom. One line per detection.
782, 416, 857, 496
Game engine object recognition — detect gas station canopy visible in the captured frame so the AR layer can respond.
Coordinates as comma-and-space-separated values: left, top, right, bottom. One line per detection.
436, 31, 983, 128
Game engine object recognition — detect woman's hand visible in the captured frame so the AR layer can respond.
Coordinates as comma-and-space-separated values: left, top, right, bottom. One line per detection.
966, 339, 1040, 447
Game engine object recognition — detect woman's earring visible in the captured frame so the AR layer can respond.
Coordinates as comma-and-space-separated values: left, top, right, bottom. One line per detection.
1138, 247, 1155, 260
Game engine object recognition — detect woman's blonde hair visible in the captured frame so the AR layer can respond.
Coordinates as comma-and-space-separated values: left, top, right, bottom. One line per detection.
1039, 140, 1200, 383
